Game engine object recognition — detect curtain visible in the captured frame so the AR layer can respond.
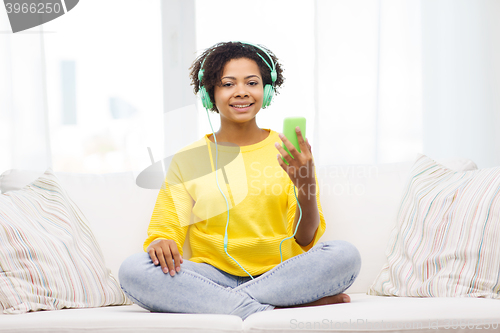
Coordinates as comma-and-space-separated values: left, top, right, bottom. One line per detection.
314, 0, 423, 166
421, 0, 500, 169
2, 1, 500, 173
1, 0, 163, 175
0, 16, 52, 172
314, 0, 500, 168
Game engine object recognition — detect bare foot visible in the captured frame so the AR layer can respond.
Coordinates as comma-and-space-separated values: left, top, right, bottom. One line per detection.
274, 293, 350, 309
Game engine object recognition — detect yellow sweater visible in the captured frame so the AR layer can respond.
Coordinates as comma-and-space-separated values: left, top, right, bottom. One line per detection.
144, 128, 326, 276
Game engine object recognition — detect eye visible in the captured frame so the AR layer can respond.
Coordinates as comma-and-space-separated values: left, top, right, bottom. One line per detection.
249, 81, 258, 86
222, 82, 232, 87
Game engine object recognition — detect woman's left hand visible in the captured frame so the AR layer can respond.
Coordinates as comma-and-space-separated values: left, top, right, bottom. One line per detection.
275, 127, 315, 194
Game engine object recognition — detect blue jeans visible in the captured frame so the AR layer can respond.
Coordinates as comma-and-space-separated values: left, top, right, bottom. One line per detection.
118, 240, 361, 320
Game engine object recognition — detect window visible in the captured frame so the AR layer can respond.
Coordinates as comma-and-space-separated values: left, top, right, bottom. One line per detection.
43, 0, 163, 173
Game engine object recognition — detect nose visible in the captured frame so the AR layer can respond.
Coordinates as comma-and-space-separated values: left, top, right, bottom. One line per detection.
233, 83, 249, 98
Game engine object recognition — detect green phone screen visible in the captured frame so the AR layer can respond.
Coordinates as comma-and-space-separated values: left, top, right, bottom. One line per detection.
282, 117, 306, 166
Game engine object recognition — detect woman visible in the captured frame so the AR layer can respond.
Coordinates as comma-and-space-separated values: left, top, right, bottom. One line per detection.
119, 41, 361, 320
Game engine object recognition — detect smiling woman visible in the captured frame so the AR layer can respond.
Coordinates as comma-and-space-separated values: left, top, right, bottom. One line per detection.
118, 41, 362, 320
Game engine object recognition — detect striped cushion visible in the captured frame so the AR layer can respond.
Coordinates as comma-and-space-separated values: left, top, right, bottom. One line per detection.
368, 154, 500, 298
0, 168, 131, 314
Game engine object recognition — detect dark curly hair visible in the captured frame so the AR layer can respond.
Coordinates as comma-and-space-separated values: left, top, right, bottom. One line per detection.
189, 41, 285, 113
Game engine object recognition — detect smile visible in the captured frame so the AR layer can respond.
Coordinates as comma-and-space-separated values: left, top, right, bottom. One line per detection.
231, 103, 253, 108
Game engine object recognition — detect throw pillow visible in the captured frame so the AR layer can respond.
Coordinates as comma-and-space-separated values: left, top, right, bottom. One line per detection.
0, 168, 132, 314
368, 154, 500, 298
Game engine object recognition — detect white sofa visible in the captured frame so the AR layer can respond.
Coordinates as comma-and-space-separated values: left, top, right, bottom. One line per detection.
1, 157, 500, 333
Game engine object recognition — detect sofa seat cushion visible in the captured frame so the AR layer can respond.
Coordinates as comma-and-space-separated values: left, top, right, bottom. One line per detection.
244, 293, 500, 332
0, 304, 243, 333
3, 294, 499, 333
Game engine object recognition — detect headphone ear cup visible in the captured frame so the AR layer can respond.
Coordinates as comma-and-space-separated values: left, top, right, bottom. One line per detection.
199, 86, 213, 110
262, 84, 275, 109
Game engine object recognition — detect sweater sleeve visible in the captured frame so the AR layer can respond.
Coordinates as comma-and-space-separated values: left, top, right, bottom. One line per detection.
285, 168, 326, 252
143, 158, 194, 255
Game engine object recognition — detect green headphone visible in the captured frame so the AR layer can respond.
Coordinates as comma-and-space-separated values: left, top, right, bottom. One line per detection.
198, 41, 277, 110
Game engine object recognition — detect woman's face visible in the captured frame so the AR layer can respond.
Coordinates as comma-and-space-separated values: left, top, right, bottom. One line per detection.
213, 57, 264, 124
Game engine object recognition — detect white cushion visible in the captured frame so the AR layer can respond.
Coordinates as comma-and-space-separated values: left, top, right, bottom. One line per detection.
369, 154, 500, 298
316, 157, 478, 293
244, 293, 500, 332
0, 304, 243, 333
0, 168, 131, 314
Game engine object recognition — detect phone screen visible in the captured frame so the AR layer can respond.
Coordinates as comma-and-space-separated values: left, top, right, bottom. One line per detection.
282, 117, 306, 166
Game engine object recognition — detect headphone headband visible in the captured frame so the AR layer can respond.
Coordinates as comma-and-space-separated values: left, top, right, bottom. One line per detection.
231, 41, 277, 83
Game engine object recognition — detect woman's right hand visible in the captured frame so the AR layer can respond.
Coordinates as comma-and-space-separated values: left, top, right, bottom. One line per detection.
147, 239, 183, 276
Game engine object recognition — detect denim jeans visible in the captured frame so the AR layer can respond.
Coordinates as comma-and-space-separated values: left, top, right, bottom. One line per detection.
118, 240, 361, 320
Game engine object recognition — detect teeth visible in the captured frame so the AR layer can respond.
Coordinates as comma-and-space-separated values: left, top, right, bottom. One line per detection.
233, 104, 251, 108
